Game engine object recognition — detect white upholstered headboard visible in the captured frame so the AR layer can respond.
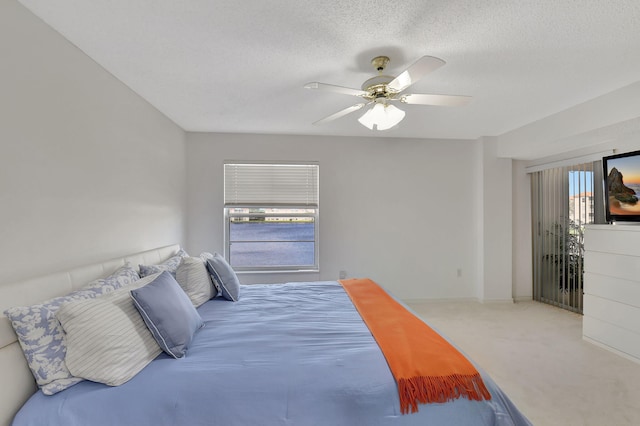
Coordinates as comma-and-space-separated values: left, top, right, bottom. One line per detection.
0, 244, 181, 426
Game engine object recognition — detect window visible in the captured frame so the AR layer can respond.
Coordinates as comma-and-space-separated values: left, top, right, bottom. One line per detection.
224, 162, 319, 272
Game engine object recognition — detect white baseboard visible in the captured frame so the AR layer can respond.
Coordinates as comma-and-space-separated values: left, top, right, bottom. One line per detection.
404, 297, 529, 305
583, 336, 640, 366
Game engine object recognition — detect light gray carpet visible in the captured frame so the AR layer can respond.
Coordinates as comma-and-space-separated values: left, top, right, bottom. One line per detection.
406, 300, 640, 426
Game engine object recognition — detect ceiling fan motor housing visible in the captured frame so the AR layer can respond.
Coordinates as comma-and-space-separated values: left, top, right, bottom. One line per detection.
361, 75, 396, 98
362, 56, 396, 99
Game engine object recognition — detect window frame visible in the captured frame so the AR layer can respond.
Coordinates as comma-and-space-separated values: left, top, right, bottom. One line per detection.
223, 161, 319, 273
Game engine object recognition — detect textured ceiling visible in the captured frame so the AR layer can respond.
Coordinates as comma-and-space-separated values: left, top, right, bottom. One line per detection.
17, 0, 640, 144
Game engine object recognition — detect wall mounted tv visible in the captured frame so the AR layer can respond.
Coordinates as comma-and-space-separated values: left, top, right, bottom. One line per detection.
603, 150, 640, 223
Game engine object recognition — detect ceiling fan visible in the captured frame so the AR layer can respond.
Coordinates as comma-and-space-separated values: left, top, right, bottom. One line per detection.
304, 55, 471, 131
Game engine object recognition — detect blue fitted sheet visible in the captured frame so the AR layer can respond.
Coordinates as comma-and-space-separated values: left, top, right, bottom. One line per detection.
13, 281, 531, 426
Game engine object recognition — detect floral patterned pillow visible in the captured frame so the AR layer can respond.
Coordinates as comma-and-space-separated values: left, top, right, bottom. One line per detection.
139, 248, 188, 278
3, 264, 139, 395
81, 263, 140, 293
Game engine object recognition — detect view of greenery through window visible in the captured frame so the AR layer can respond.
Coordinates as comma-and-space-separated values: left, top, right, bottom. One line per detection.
532, 164, 598, 314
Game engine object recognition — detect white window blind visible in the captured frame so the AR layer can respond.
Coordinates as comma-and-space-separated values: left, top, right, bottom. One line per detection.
224, 162, 319, 206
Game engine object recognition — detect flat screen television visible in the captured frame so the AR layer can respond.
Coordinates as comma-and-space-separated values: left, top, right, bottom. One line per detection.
603, 150, 640, 223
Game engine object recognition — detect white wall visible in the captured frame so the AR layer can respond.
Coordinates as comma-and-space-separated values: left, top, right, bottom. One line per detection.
512, 160, 532, 301
0, 0, 521, 302
497, 81, 640, 161
187, 132, 481, 301
479, 137, 514, 302
501, 83, 640, 304
0, 0, 187, 284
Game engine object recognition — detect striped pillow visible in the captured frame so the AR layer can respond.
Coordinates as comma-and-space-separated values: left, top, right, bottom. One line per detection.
175, 256, 215, 307
56, 273, 162, 387
3, 263, 140, 395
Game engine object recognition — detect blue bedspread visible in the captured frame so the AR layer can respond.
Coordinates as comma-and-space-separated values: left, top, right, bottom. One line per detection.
13, 281, 531, 426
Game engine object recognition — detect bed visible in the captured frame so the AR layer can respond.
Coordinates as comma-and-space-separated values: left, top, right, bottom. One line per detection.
0, 245, 531, 426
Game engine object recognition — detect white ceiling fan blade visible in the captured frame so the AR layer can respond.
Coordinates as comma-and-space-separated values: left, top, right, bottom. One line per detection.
387, 56, 446, 93
312, 103, 366, 125
401, 93, 472, 107
304, 82, 368, 97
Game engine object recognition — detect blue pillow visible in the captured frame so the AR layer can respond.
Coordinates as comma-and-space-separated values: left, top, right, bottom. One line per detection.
130, 271, 204, 358
205, 254, 240, 302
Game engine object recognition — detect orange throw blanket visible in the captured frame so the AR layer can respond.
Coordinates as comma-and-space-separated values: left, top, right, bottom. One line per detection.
340, 278, 491, 414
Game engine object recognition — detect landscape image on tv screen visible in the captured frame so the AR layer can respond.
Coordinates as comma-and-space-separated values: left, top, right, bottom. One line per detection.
605, 152, 640, 218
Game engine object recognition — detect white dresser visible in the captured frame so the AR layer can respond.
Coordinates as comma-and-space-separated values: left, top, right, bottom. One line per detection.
583, 224, 640, 363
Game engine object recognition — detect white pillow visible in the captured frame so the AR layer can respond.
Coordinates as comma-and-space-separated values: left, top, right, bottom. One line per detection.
56, 273, 162, 387
3, 263, 140, 394
175, 256, 215, 307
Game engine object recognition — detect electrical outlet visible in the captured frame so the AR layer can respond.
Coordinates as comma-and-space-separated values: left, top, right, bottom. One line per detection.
339, 270, 347, 279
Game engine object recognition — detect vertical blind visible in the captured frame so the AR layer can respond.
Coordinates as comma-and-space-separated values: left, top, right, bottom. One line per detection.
530, 161, 601, 313
224, 162, 319, 206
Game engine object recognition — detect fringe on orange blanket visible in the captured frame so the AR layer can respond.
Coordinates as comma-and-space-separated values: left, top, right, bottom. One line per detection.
398, 374, 491, 413
340, 278, 491, 414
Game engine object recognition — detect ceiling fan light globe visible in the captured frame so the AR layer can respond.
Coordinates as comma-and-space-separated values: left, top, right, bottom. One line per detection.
358, 103, 405, 131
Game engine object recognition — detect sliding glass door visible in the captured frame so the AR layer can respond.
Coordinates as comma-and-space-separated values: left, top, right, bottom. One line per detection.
531, 162, 603, 313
